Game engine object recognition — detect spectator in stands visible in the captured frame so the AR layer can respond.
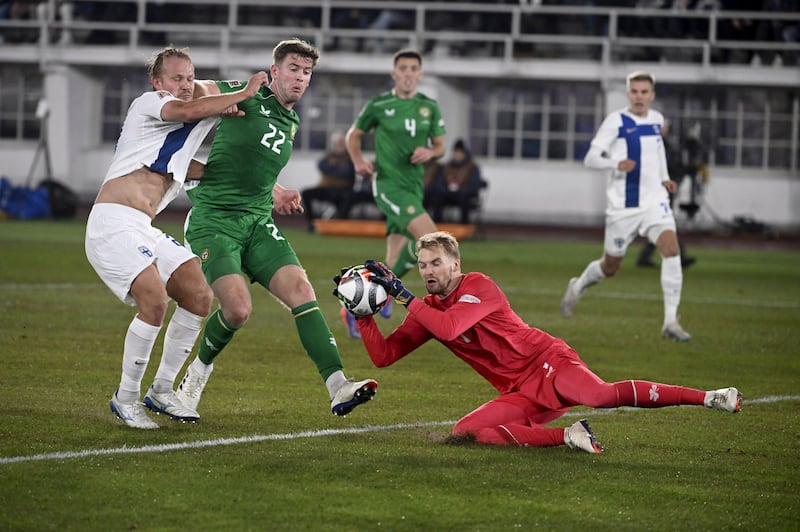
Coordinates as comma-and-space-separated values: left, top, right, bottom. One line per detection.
717, 0, 758, 64
0, 0, 38, 43
427, 139, 485, 225
301, 130, 369, 232
755, 0, 799, 66
328, 8, 374, 52
422, 158, 442, 214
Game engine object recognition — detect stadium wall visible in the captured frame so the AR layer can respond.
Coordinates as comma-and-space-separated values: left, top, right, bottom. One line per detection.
0, 144, 796, 231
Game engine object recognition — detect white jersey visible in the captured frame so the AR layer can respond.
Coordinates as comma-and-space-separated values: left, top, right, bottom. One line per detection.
584, 107, 670, 212
103, 90, 217, 214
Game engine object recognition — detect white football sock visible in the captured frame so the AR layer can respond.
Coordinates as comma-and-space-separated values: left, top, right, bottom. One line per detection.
574, 259, 606, 295
152, 306, 204, 393
661, 255, 683, 324
325, 370, 347, 400
118, 316, 161, 404
189, 356, 214, 377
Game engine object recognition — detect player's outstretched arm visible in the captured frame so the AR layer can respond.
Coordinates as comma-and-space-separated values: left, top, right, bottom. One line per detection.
162, 71, 269, 122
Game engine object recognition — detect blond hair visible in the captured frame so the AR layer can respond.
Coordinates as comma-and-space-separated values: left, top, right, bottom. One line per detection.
416, 231, 460, 261
146, 46, 191, 79
626, 71, 655, 89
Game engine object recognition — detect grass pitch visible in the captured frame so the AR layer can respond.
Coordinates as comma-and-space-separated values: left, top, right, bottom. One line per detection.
0, 218, 798, 531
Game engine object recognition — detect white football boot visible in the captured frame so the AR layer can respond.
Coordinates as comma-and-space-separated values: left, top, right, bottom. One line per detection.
143, 385, 200, 422
175, 362, 214, 412
109, 391, 159, 430
560, 277, 581, 318
705, 387, 742, 413
331, 378, 377, 416
662, 321, 691, 342
564, 419, 604, 454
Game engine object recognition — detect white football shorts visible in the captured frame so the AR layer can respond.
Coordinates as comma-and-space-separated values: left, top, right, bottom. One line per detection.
603, 201, 677, 257
85, 203, 196, 305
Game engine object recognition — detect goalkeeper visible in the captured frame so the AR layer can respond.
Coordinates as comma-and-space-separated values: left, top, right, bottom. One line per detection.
338, 231, 742, 453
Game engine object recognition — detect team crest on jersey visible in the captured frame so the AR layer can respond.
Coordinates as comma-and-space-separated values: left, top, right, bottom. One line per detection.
614, 238, 625, 249
290, 123, 298, 140
138, 246, 153, 257
418, 106, 431, 119
405, 205, 417, 215
200, 248, 210, 262
225, 80, 242, 88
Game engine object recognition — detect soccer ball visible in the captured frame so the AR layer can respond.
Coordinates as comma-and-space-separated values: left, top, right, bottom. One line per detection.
337, 265, 388, 317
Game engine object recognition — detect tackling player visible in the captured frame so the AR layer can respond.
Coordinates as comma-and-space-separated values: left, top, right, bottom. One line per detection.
344, 49, 446, 337
561, 71, 691, 341
343, 231, 741, 453
85, 47, 268, 429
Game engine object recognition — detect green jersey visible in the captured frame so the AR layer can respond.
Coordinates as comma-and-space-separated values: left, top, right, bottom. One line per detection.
190, 82, 299, 216
354, 90, 445, 197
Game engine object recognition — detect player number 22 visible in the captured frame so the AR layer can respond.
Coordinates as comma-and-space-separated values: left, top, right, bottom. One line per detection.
260, 123, 286, 154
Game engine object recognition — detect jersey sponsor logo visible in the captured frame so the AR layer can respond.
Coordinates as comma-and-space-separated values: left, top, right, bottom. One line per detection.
418, 106, 431, 119
458, 294, 481, 304
226, 80, 242, 87
200, 248, 210, 262
543, 361, 555, 379
138, 246, 153, 257
260, 105, 270, 116
384, 109, 395, 117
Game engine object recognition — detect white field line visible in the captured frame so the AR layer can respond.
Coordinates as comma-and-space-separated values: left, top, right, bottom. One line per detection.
2, 395, 798, 466
2, 282, 798, 309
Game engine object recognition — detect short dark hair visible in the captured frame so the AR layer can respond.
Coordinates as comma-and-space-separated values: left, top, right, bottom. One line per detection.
273, 38, 320, 68
393, 49, 422, 67
146, 46, 191, 79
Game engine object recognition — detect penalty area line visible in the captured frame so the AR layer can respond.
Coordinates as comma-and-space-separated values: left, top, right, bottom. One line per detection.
2, 395, 798, 465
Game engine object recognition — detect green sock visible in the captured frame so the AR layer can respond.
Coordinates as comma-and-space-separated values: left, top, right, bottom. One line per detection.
197, 308, 240, 365
391, 239, 418, 279
292, 301, 343, 381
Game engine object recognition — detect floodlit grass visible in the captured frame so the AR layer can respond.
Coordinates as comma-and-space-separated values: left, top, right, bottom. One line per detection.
0, 219, 798, 530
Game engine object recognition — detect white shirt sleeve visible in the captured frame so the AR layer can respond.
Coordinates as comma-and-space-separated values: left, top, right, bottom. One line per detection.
584, 112, 621, 171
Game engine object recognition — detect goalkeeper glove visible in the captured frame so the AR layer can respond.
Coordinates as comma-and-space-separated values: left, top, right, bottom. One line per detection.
364, 259, 415, 307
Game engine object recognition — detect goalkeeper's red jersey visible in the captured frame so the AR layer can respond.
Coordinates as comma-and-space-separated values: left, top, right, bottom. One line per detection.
359, 272, 573, 394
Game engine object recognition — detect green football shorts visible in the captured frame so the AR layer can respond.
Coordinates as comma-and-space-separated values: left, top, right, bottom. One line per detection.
373, 184, 426, 237
185, 209, 301, 287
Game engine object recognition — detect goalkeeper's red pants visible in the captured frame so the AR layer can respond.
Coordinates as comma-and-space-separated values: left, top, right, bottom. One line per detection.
452, 359, 706, 447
